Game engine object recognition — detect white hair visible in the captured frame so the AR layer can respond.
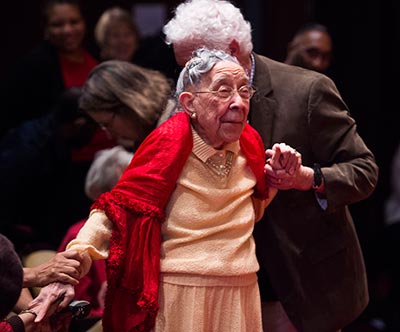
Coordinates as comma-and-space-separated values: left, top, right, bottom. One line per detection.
163, 0, 253, 55
85, 146, 133, 201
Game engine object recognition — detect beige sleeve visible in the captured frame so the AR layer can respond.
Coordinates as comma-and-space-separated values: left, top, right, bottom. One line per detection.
252, 188, 278, 222
66, 209, 113, 277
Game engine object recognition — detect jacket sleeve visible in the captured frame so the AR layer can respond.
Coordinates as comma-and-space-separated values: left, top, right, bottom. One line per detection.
307, 75, 379, 212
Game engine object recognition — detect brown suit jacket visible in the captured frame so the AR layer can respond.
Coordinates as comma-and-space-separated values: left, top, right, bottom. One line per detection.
250, 54, 379, 332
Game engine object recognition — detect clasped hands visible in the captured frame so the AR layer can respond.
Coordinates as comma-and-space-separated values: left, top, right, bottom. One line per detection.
265, 143, 313, 191
25, 250, 84, 329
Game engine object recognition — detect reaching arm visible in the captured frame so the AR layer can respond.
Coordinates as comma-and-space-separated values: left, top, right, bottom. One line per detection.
23, 250, 82, 288
29, 210, 113, 322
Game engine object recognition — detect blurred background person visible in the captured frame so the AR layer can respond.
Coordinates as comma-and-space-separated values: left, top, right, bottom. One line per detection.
284, 22, 333, 74
0, 0, 115, 169
1, 0, 97, 135
79, 60, 175, 152
94, 6, 139, 62
0, 87, 97, 251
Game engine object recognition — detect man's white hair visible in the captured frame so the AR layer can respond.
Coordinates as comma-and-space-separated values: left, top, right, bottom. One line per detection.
163, 0, 253, 55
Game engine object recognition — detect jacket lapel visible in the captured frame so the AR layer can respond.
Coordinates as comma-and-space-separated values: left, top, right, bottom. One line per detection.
249, 53, 276, 149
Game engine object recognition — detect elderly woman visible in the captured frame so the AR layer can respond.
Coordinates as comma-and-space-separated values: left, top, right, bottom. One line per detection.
79, 60, 175, 150
30, 48, 301, 332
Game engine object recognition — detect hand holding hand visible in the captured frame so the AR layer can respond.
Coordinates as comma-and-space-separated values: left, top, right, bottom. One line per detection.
266, 143, 301, 175
265, 143, 313, 190
24, 250, 82, 288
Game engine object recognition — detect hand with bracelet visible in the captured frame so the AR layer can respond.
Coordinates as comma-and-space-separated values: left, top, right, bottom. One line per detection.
0, 233, 82, 332
4, 289, 69, 332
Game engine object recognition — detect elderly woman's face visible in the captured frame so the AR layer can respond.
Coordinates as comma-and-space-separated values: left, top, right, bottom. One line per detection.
183, 61, 251, 149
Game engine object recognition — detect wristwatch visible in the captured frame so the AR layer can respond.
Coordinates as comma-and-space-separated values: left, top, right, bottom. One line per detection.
312, 163, 323, 190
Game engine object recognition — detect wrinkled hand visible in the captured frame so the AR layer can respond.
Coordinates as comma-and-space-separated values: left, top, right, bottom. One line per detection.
24, 250, 82, 288
29, 282, 75, 322
266, 143, 301, 174
265, 143, 313, 190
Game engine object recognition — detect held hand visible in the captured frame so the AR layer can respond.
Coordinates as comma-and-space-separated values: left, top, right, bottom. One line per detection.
266, 143, 301, 175
265, 144, 313, 190
29, 282, 75, 322
24, 250, 82, 288
265, 163, 313, 191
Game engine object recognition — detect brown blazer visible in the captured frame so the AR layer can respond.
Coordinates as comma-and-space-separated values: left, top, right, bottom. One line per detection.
250, 54, 379, 332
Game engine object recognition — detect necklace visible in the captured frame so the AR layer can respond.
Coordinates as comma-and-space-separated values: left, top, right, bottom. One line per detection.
249, 53, 255, 86
205, 151, 234, 178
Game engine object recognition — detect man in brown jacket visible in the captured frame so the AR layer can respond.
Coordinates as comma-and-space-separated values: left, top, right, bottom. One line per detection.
163, 1, 379, 331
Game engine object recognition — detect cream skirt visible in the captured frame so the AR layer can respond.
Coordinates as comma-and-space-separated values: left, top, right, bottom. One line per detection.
153, 273, 263, 332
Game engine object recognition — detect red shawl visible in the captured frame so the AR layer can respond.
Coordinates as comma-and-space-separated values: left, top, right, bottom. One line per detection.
92, 112, 268, 332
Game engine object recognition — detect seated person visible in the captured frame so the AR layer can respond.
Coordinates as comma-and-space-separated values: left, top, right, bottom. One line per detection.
1, 233, 80, 332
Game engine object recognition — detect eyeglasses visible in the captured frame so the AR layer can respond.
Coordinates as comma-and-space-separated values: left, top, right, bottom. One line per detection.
194, 85, 256, 101
97, 112, 116, 130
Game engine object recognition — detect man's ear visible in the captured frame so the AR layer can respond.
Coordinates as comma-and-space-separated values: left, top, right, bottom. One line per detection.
228, 40, 241, 57
179, 92, 195, 115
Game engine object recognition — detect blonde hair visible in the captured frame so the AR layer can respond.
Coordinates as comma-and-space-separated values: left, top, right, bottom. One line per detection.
95, 7, 138, 47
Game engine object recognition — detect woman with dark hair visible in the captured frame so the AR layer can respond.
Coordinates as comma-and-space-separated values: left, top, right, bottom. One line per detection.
1, 0, 97, 134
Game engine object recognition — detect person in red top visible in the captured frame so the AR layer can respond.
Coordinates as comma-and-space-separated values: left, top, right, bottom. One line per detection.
1, 0, 115, 158
0, 0, 116, 251
1, 0, 95, 135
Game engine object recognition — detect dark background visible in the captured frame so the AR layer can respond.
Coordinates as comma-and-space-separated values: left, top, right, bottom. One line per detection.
1, 0, 399, 329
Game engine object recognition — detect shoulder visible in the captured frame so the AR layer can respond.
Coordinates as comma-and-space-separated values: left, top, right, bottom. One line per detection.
254, 52, 332, 86
254, 53, 337, 99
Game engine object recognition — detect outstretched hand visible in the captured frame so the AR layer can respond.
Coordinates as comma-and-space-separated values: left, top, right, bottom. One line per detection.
29, 282, 75, 322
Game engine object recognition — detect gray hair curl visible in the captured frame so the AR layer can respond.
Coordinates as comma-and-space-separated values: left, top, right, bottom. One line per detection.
175, 48, 240, 96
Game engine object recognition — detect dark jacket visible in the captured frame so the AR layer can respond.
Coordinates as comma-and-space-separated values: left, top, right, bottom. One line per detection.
250, 54, 378, 332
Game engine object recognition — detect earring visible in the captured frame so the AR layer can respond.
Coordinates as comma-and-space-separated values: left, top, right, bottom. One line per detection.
190, 112, 197, 119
